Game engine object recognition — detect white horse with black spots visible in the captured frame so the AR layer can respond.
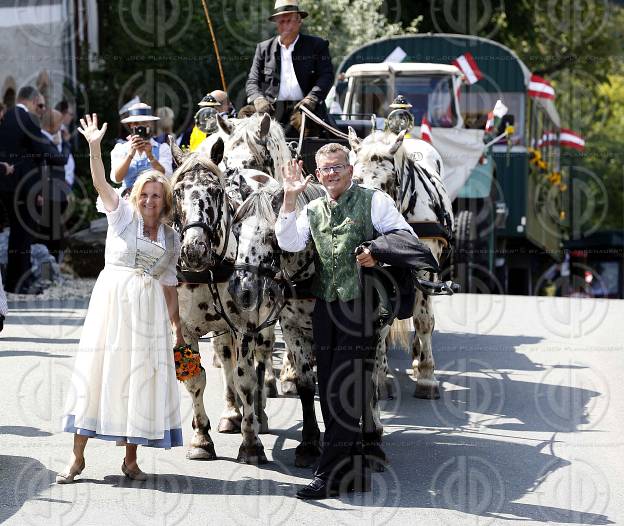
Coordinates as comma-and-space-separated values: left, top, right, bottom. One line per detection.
227, 170, 325, 467
349, 128, 454, 401
171, 140, 274, 464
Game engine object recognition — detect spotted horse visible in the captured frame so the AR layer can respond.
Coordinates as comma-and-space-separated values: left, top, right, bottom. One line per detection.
171, 139, 275, 464
349, 128, 454, 404
227, 170, 326, 467
198, 113, 293, 396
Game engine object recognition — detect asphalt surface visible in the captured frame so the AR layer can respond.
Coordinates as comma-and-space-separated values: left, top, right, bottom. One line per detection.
0, 293, 621, 526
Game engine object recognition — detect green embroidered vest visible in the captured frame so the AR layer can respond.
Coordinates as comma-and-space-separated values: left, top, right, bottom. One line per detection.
307, 184, 376, 302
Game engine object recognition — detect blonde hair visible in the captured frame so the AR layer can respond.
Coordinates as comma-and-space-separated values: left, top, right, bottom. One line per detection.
156, 106, 174, 133
129, 170, 174, 223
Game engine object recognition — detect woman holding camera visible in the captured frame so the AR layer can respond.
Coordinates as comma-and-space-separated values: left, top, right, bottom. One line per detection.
111, 103, 173, 194
56, 113, 184, 483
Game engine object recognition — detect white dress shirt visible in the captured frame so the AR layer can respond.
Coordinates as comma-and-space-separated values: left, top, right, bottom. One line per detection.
277, 35, 305, 101
275, 184, 416, 253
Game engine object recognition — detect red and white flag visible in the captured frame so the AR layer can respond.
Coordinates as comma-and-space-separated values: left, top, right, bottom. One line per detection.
536, 130, 557, 148
560, 128, 585, 151
528, 74, 555, 100
452, 52, 483, 85
420, 115, 432, 143
484, 111, 495, 133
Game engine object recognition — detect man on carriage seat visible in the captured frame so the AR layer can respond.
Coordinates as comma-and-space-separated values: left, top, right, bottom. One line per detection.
246, 0, 334, 137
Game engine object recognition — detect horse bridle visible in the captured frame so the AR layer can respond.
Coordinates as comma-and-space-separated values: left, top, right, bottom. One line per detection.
177, 191, 235, 270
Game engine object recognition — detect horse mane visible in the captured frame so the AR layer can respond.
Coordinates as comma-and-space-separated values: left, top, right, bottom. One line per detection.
228, 114, 292, 176
234, 187, 279, 225
171, 151, 224, 187
234, 179, 324, 226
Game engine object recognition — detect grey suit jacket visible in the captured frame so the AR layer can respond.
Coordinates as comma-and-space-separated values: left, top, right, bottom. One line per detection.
246, 33, 334, 118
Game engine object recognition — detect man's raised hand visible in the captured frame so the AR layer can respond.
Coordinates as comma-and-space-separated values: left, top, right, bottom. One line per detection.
282, 159, 311, 197
77, 113, 108, 145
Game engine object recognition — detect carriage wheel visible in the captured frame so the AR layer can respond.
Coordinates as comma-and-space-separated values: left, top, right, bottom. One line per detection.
452, 210, 477, 293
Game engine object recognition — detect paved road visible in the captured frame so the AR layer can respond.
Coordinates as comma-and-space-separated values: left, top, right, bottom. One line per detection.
0, 294, 622, 526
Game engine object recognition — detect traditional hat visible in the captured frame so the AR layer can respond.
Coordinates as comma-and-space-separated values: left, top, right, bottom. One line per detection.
268, 0, 308, 21
389, 95, 413, 110
120, 103, 160, 123
197, 93, 221, 108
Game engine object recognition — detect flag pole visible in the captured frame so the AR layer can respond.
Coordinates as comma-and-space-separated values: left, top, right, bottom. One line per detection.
200, 0, 227, 91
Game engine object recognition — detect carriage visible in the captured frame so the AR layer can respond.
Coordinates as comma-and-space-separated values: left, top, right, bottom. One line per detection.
309, 33, 568, 295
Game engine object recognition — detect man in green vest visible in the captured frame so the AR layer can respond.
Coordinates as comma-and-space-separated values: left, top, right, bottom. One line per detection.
276, 143, 416, 499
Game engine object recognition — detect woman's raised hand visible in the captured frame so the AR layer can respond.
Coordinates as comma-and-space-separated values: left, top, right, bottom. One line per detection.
77, 113, 108, 145
282, 159, 311, 197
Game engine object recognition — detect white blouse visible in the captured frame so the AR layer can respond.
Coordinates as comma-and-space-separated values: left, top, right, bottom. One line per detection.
98, 196, 181, 286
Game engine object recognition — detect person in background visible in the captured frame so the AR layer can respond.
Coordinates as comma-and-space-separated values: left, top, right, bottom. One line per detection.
154, 106, 175, 145
55, 100, 76, 188
246, 0, 333, 136
110, 103, 173, 195
0, 86, 50, 293
39, 109, 71, 261
189, 94, 220, 152
210, 89, 236, 118
0, 270, 6, 331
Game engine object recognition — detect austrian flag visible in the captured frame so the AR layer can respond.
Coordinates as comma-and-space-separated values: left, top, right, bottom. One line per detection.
560, 128, 585, 151
453, 52, 483, 85
528, 74, 555, 100
420, 115, 432, 143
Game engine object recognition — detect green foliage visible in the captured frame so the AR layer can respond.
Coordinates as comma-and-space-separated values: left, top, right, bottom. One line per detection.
302, 0, 404, 63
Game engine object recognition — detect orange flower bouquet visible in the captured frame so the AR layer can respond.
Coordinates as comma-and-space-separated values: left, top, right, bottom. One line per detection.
173, 344, 202, 382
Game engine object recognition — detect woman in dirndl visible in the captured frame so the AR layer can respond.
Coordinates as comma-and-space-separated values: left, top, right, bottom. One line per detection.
56, 114, 184, 483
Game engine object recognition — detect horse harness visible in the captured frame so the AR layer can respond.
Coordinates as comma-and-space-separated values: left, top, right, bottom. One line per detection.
176, 193, 314, 338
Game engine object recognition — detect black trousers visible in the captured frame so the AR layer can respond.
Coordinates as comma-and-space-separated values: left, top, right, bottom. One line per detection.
274, 101, 299, 137
0, 191, 33, 293
312, 297, 378, 483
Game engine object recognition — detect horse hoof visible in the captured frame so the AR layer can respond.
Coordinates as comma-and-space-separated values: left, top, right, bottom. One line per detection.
237, 444, 268, 465
218, 416, 242, 433
186, 445, 217, 461
265, 379, 279, 398
280, 380, 298, 396
413, 381, 440, 400
378, 380, 395, 401
212, 353, 222, 368
294, 443, 321, 468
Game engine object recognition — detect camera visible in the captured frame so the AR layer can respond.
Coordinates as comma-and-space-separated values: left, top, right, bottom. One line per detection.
134, 125, 150, 139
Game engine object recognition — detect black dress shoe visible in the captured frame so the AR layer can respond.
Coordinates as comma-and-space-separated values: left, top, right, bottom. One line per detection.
296, 477, 338, 500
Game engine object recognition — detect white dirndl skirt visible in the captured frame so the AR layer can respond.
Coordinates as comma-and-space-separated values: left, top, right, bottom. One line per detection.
62, 264, 182, 448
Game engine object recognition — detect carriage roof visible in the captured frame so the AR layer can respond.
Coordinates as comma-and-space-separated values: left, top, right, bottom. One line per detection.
344, 63, 462, 78
336, 33, 560, 127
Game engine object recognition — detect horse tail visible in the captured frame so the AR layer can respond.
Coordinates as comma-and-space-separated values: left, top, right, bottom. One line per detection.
386, 318, 413, 352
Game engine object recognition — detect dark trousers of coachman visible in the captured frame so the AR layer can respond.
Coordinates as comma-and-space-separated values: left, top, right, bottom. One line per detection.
312, 296, 378, 489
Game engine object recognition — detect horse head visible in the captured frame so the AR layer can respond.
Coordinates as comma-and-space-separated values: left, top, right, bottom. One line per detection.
349, 127, 406, 198
349, 127, 455, 261
227, 171, 282, 312
211, 113, 292, 181
171, 137, 236, 272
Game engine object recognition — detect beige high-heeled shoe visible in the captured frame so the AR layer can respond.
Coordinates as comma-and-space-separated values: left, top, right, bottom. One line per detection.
121, 460, 148, 481
55, 458, 85, 484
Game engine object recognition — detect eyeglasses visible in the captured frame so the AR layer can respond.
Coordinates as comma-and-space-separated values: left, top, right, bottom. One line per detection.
317, 164, 347, 176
